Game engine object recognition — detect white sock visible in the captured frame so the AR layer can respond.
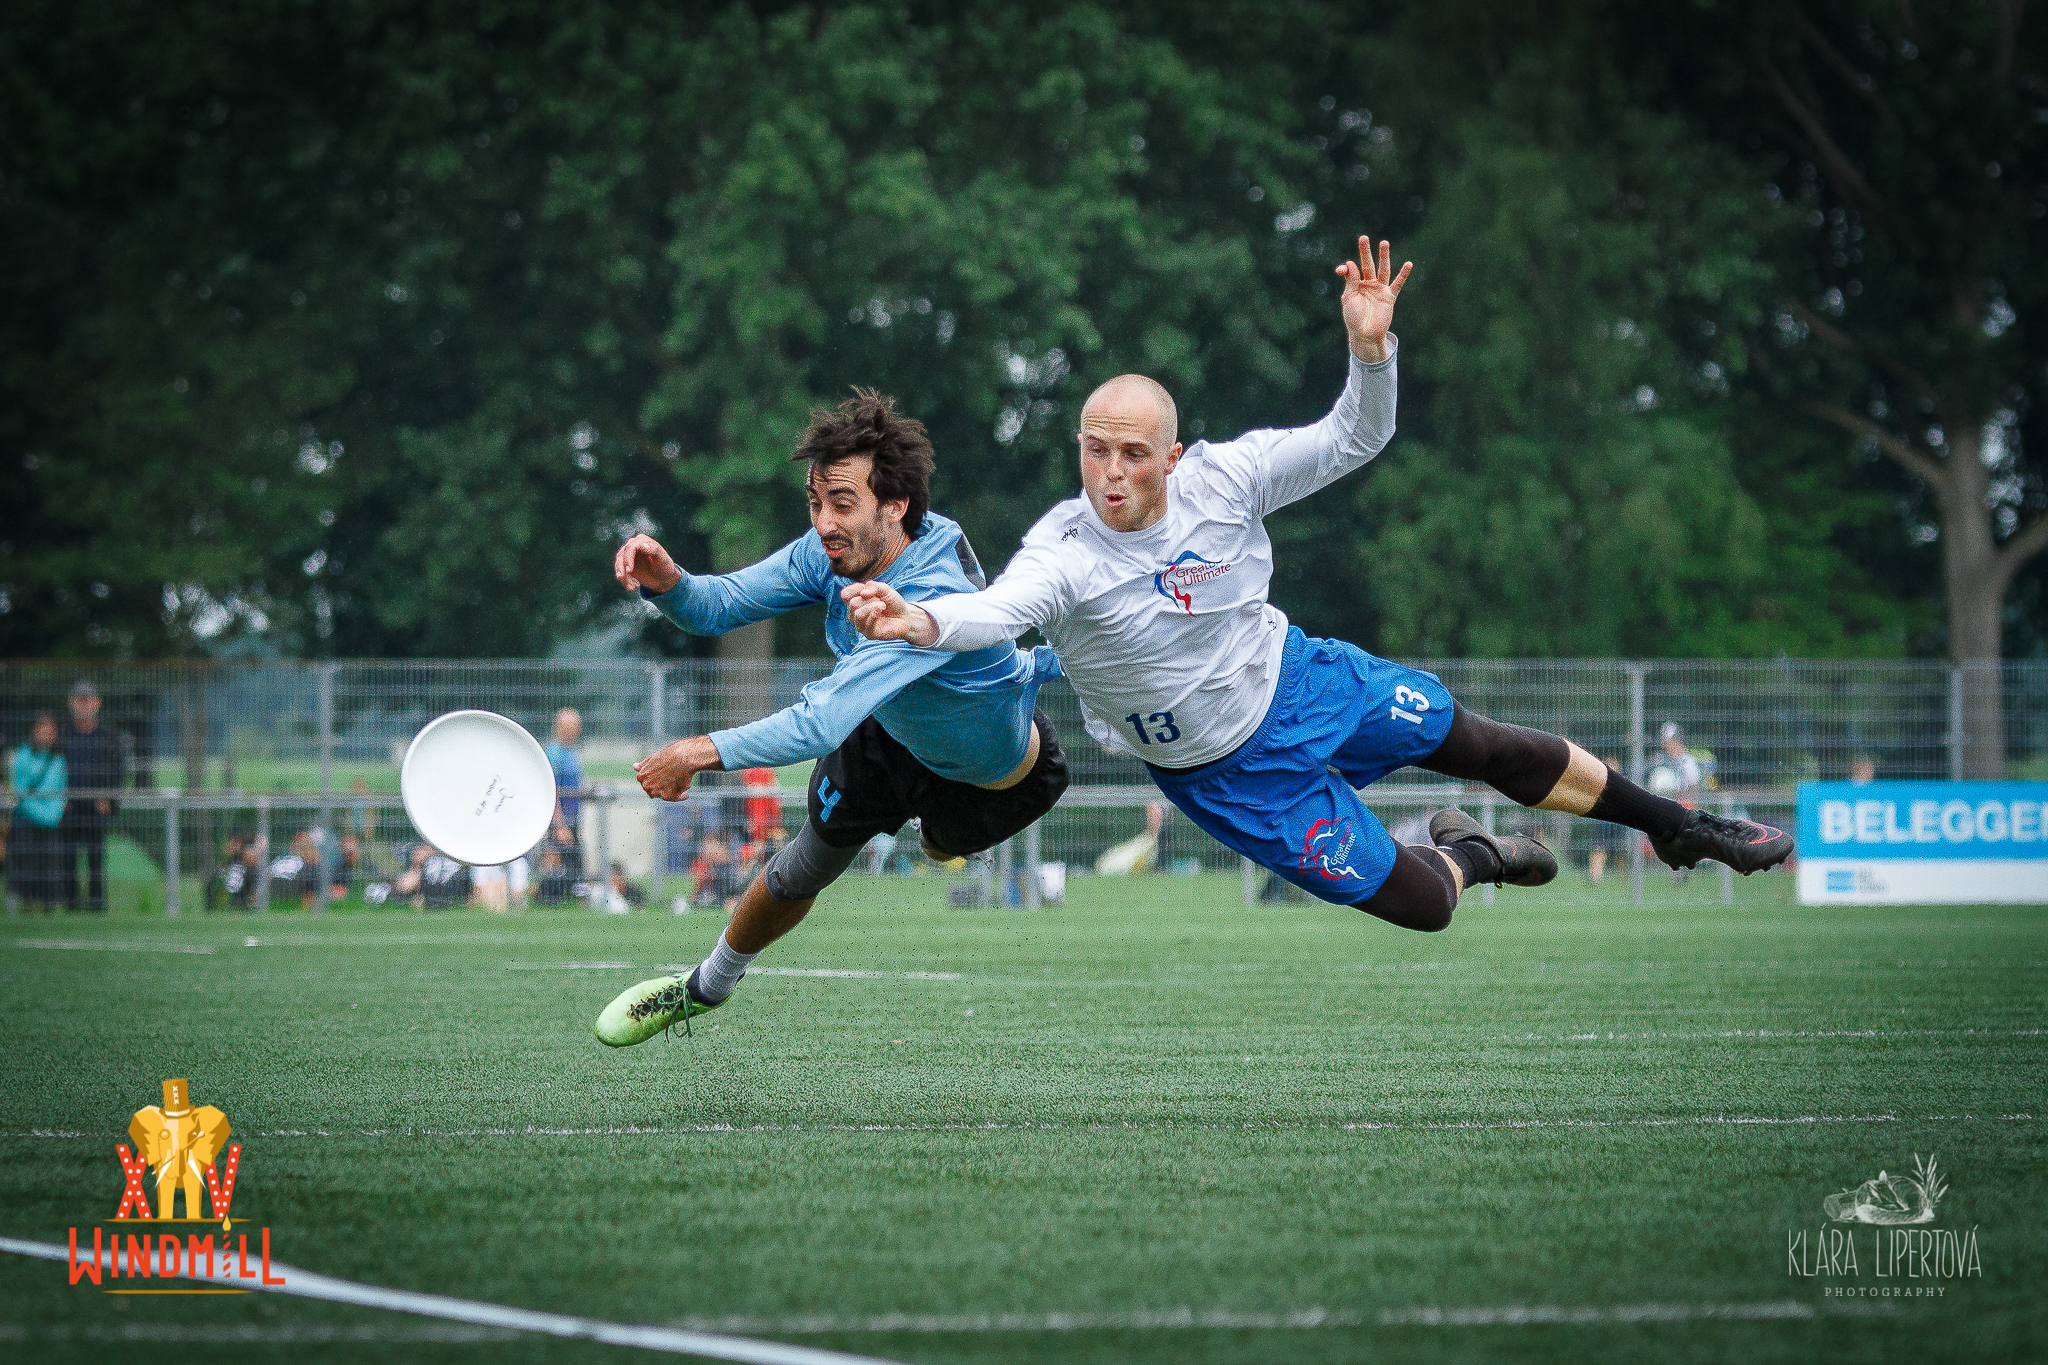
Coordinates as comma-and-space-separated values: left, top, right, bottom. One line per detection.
692, 931, 758, 1004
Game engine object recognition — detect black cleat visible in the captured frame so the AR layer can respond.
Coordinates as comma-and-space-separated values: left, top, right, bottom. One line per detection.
1428, 808, 1558, 888
1650, 808, 1793, 875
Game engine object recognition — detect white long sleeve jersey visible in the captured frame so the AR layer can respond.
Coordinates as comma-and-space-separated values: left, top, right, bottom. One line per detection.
925, 340, 1399, 767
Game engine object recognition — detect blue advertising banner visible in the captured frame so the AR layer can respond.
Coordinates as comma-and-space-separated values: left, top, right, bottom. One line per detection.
1796, 781, 2048, 904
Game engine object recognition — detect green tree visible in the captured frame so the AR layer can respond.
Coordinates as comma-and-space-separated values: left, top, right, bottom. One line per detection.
1696, 0, 2048, 772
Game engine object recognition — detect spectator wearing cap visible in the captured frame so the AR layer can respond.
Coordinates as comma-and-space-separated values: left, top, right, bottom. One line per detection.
61, 681, 124, 912
1651, 722, 1704, 801
8, 711, 68, 911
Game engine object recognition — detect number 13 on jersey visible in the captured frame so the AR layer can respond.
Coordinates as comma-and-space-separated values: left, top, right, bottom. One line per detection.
1124, 711, 1181, 745
1390, 685, 1430, 725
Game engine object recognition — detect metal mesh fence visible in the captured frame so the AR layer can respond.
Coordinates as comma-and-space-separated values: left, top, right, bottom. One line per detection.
2, 657, 2041, 916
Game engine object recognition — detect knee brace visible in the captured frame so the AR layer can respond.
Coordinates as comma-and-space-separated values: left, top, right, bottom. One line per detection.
761, 825, 864, 903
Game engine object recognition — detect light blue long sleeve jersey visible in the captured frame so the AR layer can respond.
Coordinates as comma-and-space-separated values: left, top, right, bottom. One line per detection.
645, 513, 1059, 785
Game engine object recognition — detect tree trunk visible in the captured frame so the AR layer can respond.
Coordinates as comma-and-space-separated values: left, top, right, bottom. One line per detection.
180, 674, 214, 889
1940, 427, 2005, 779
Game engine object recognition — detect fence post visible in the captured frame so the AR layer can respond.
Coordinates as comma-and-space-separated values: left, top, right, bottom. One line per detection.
595, 786, 612, 910
1628, 663, 1646, 906
1023, 821, 1042, 909
317, 661, 337, 910
1719, 792, 1735, 906
1948, 666, 1965, 782
1241, 855, 1257, 906
1479, 790, 1496, 907
256, 795, 272, 913
649, 663, 667, 740
163, 792, 181, 918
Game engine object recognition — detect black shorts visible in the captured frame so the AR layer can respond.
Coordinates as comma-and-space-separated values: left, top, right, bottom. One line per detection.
807, 712, 1068, 857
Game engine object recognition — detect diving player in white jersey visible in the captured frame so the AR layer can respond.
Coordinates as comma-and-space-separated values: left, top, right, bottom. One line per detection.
843, 236, 1791, 932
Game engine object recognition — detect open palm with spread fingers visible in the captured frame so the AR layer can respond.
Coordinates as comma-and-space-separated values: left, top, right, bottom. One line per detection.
1336, 235, 1412, 364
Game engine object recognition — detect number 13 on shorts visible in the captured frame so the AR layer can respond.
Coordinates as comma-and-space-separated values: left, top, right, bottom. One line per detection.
1390, 685, 1430, 726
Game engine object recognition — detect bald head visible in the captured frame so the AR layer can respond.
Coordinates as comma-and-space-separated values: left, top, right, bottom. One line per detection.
1082, 374, 1177, 450
1077, 373, 1184, 532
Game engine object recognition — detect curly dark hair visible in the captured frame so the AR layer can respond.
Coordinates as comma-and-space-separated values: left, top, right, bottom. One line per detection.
790, 388, 935, 537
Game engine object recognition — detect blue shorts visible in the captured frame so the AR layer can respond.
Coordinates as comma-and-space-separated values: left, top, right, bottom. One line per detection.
1146, 628, 1454, 905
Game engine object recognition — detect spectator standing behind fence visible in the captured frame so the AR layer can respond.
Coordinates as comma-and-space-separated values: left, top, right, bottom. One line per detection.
8, 711, 68, 912
1649, 722, 1705, 800
1849, 755, 1876, 785
61, 681, 123, 913
1587, 754, 1630, 884
546, 708, 585, 828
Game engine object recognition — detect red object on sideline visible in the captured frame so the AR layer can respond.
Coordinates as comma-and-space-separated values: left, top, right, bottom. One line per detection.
741, 767, 783, 843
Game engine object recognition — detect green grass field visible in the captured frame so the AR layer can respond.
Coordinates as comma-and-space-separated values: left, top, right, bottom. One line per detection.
2, 874, 2042, 1364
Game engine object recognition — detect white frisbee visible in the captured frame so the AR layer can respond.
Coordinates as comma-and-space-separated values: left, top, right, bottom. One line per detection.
400, 710, 556, 866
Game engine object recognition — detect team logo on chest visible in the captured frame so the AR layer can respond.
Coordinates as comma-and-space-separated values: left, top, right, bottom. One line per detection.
1153, 550, 1233, 614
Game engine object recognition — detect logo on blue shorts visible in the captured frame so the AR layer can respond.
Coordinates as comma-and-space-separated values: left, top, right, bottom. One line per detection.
1300, 817, 1366, 882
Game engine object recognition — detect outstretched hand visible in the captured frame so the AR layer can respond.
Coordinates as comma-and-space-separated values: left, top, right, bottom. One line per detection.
614, 533, 683, 595
633, 735, 722, 801
841, 580, 939, 647
1335, 235, 1412, 364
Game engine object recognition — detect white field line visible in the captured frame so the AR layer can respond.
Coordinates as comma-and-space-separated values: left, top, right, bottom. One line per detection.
714, 968, 964, 981
497, 965, 969, 979
0, 1299, 1887, 1342
1376, 1300, 1834, 1326
1517, 1027, 2047, 1043
677, 1300, 1887, 1333
0, 1323, 521, 1343
1, 1112, 2031, 1142
10, 939, 217, 955
682, 1309, 1370, 1333
0, 1237, 905, 1365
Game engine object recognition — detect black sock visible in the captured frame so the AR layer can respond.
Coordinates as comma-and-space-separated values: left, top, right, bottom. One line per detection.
1435, 839, 1500, 888
1587, 773, 1688, 840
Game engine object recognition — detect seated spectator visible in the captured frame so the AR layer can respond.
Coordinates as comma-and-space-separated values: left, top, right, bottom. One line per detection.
393, 843, 472, 910
7, 711, 68, 912
1849, 754, 1876, 785
267, 830, 323, 911
209, 832, 253, 910
533, 845, 576, 906
546, 820, 584, 878
602, 861, 646, 913
690, 829, 746, 908
323, 832, 363, 901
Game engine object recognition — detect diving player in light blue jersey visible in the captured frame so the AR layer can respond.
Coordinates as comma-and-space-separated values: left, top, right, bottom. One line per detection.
593, 390, 1068, 1047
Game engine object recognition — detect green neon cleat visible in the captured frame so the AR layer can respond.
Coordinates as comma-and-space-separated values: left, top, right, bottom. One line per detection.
595, 969, 726, 1047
